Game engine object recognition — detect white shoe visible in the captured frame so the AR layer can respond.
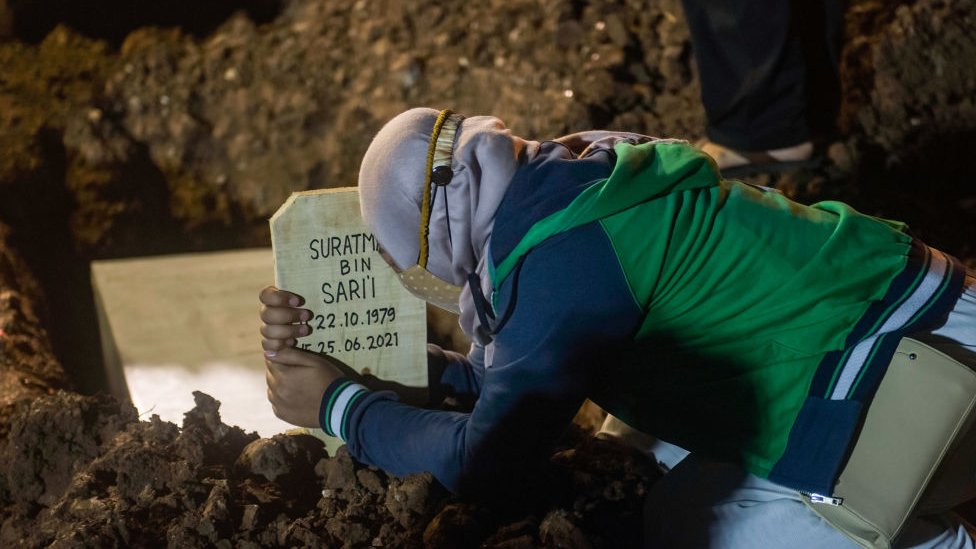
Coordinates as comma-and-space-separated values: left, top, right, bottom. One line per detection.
698, 139, 818, 176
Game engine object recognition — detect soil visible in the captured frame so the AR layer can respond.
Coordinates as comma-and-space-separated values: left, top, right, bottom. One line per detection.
0, 391, 656, 548
0, 0, 974, 546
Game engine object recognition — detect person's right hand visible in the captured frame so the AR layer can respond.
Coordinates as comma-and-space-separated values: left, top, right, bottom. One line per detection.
259, 286, 312, 352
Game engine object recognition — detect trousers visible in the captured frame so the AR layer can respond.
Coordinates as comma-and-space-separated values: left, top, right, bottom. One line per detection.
680, 0, 844, 150
602, 275, 976, 547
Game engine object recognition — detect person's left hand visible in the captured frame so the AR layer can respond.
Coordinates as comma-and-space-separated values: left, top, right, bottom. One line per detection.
265, 346, 344, 428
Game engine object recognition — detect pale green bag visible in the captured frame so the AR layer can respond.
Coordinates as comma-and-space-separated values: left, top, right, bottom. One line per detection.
802, 338, 976, 548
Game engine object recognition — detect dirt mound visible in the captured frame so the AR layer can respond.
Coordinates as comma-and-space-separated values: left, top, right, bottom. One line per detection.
0, 223, 68, 436
0, 0, 704, 258
0, 391, 657, 548
845, 0, 976, 158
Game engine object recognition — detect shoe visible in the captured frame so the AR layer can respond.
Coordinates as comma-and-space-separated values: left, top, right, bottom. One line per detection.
698, 139, 821, 178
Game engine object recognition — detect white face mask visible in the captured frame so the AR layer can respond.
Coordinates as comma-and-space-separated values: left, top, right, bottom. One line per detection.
393, 109, 467, 315
397, 265, 463, 315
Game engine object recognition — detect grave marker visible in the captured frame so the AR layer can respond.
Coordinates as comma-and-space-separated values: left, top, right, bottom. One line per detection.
270, 187, 427, 389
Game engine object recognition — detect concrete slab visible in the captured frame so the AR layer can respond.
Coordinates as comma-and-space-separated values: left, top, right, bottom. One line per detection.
92, 248, 293, 437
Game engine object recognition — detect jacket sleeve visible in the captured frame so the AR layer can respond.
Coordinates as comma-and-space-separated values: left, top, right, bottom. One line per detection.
434, 342, 486, 402
320, 223, 644, 498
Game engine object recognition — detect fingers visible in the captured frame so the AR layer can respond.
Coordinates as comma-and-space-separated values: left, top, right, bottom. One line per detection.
260, 322, 311, 341
262, 337, 296, 352
260, 304, 312, 325
259, 286, 306, 307
259, 287, 312, 353
265, 345, 333, 368
264, 348, 343, 427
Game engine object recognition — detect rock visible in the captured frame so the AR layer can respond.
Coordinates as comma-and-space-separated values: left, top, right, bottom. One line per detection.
603, 13, 630, 47
182, 391, 229, 438
236, 438, 289, 482
539, 510, 591, 549
240, 504, 260, 531
201, 480, 231, 522
482, 518, 538, 546
325, 517, 372, 548
317, 446, 357, 491
422, 502, 493, 548
384, 472, 445, 528
356, 468, 385, 495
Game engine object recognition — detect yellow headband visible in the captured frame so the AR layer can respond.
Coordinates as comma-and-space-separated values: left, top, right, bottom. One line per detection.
417, 109, 463, 268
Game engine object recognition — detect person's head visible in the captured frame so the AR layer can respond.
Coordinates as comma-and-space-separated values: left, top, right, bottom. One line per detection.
358, 107, 537, 312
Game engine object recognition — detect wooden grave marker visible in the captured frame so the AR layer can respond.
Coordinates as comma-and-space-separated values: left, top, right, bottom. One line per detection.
270, 188, 427, 441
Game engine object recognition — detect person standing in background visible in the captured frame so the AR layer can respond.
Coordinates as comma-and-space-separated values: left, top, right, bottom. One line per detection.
682, 0, 844, 176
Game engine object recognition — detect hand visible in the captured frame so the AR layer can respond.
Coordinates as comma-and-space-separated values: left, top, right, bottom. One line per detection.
259, 286, 312, 352
265, 346, 344, 427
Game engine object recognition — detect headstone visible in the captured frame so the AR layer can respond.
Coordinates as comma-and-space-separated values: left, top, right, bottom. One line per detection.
270, 187, 427, 407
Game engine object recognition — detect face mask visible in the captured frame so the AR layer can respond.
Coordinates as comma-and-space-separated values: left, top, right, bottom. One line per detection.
394, 109, 466, 314
397, 265, 463, 314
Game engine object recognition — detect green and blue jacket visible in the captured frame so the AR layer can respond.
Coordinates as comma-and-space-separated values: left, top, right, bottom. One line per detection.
321, 139, 964, 497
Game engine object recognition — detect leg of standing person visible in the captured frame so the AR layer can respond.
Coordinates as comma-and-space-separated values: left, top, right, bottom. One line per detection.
679, 0, 843, 171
